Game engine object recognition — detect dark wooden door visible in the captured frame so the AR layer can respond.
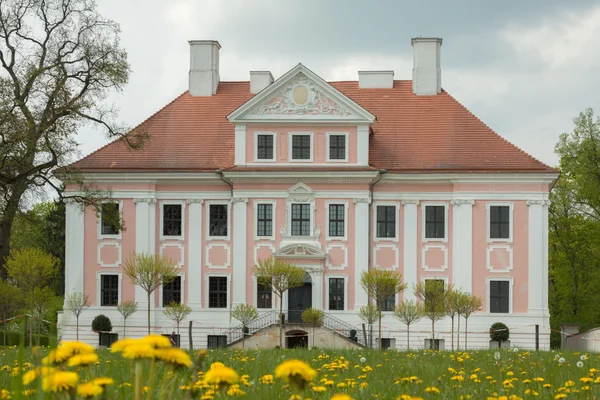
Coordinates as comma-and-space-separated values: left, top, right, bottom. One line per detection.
288, 283, 312, 323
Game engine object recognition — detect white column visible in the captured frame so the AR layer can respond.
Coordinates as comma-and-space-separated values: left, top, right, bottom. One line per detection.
356, 125, 370, 166
134, 198, 156, 304
542, 200, 549, 317
451, 199, 474, 293
311, 269, 324, 310
353, 198, 370, 309
187, 199, 203, 308
234, 124, 246, 165
527, 200, 545, 315
402, 200, 419, 301
65, 200, 85, 296
231, 198, 248, 305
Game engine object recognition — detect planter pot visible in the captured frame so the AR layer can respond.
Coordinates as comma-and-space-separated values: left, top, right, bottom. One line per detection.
489, 340, 510, 349
424, 339, 445, 351
242, 326, 250, 335
98, 332, 118, 347
162, 334, 180, 347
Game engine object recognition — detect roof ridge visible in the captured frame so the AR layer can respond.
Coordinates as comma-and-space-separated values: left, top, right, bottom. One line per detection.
70, 90, 189, 167
441, 90, 556, 172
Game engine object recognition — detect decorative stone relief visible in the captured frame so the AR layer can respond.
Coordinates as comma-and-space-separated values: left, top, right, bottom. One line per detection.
185, 199, 204, 205
287, 182, 314, 203
402, 200, 420, 206
526, 200, 550, 206
251, 73, 352, 117
274, 244, 326, 259
450, 199, 475, 206
353, 198, 371, 204
133, 198, 156, 204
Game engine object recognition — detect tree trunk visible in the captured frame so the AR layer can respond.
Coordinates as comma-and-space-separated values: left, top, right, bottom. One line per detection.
407, 324, 410, 350
465, 318, 468, 349
147, 292, 151, 335
124, 317, 127, 339
279, 294, 283, 348
0, 184, 27, 279
76, 316, 79, 341
457, 316, 461, 351
451, 316, 454, 351
378, 314, 382, 350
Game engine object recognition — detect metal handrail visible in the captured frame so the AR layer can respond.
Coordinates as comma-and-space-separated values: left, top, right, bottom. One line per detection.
225, 310, 279, 344
321, 312, 367, 347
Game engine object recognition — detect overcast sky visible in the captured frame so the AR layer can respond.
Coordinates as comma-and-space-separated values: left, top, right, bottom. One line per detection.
78, 0, 600, 168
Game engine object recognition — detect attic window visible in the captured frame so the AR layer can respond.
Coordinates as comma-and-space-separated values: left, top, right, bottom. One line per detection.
292, 84, 309, 105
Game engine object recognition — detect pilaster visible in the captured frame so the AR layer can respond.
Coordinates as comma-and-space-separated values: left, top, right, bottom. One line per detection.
402, 200, 419, 301
450, 199, 474, 293
134, 198, 156, 305
65, 199, 85, 296
231, 197, 248, 305
186, 199, 204, 308
527, 199, 548, 315
353, 198, 370, 309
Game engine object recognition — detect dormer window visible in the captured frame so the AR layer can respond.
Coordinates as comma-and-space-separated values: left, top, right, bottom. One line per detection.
255, 132, 276, 161
289, 133, 313, 162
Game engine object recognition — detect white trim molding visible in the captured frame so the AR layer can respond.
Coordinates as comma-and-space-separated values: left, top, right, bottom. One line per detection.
421, 244, 448, 272
421, 202, 449, 243
325, 244, 348, 270
206, 243, 231, 269
288, 132, 314, 162
253, 200, 277, 241
254, 131, 277, 162
373, 243, 399, 270
159, 200, 186, 241
372, 201, 400, 242
486, 276, 514, 314
97, 200, 123, 240
325, 200, 348, 241
96, 271, 122, 308
253, 276, 276, 311
326, 132, 349, 163
159, 242, 185, 268
97, 242, 122, 267
253, 242, 276, 267
486, 202, 514, 243
486, 245, 513, 273
325, 274, 348, 311
205, 200, 232, 241
204, 273, 232, 309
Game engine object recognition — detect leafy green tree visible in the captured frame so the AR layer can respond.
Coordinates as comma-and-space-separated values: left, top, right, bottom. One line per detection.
31, 286, 61, 345
0, 279, 24, 345
360, 269, 407, 350
64, 292, 91, 341
414, 280, 446, 346
231, 303, 259, 349
0, 0, 137, 278
394, 299, 423, 350
460, 293, 483, 348
253, 257, 305, 348
358, 304, 380, 348
123, 253, 178, 334
117, 300, 138, 339
301, 307, 324, 348
163, 302, 192, 339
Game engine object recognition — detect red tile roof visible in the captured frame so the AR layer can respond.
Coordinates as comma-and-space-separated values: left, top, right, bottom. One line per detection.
71, 81, 555, 173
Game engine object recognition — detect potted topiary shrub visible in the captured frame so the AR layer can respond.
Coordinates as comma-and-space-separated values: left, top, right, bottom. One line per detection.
92, 314, 118, 347
489, 322, 510, 348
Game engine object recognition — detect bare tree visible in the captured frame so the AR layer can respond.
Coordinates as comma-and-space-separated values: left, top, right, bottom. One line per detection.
360, 269, 407, 350
358, 304, 380, 348
122, 253, 178, 334
231, 303, 259, 349
301, 307, 324, 348
163, 302, 192, 338
64, 292, 90, 341
253, 257, 305, 348
116, 300, 138, 339
0, 0, 144, 278
394, 299, 423, 350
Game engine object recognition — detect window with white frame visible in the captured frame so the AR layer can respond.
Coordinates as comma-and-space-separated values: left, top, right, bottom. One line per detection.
208, 276, 228, 308
163, 276, 182, 306
100, 275, 119, 306
424, 278, 446, 312
290, 134, 311, 161
328, 204, 345, 237
256, 204, 273, 237
328, 278, 345, 310
490, 205, 510, 239
257, 282, 272, 309
489, 280, 510, 313
291, 204, 311, 236
382, 295, 395, 312
163, 204, 182, 237
327, 133, 347, 161
256, 133, 275, 161
209, 204, 228, 237
100, 203, 120, 236
425, 205, 445, 239
376, 205, 396, 238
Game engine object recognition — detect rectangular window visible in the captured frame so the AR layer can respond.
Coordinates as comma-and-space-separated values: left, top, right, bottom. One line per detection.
490, 280, 510, 313
256, 134, 274, 160
328, 278, 345, 310
209, 205, 228, 237
209, 277, 227, 308
376, 206, 396, 238
163, 277, 181, 306
100, 275, 119, 306
490, 205, 510, 239
425, 205, 445, 239
163, 204, 182, 237
291, 204, 311, 236
256, 204, 273, 237
382, 295, 395, 312
257, 283, 272, 309
207, 335, 227, 348
328, 204, 345, 237
291, 135, 311, 160
101, 203, 119, 235
329, 135, 346, 160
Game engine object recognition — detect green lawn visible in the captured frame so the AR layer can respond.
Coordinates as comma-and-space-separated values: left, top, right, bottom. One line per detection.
1, 343, 598, 399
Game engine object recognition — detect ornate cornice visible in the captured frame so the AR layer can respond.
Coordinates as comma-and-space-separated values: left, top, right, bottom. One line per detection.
526, 200, 551, 206
401, 200, 420, 206
185, 199, 204, 205
353, 198, 372, 204
450, 199, 475, 206
132, 198, 156, 204
230, 197, 248, 204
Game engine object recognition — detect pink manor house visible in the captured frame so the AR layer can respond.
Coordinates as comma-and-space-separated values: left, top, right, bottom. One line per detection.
58, 38, 557, 350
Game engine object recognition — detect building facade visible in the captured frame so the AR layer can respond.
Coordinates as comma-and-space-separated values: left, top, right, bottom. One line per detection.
58, 38, 558, 349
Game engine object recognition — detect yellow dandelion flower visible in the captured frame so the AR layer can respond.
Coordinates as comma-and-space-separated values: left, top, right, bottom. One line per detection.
324, 379, 334, 386
92, 377, 114, 387
203, 363, 239, 387
289, 395, 302, 400
121, 343, 155, 360
331, 395, 354, 400
154, 348, 192, 368
22, 369, 39, 386
543, 384, 552, 389
425, 387, 441, 394
275, 359, 317, 385
138, 335, 172, 349
451, 375, 464, 382
359, 382, 368, 389
226, 384, 246, 396
554, 395, 567, 399
110, 338, 138, 353
41, 370, 79, 393
312, 386, 327, 392
259, 374, 274, 384
1, 389, 11, 399
524, 389, 539, 396
564, 380, 575, 387
77, 382, 103, 399
67, 353, 99, 367
60, 342, 95, 355
336, 382, 346, 388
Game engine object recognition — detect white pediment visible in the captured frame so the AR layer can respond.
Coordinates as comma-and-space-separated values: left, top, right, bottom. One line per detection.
287, 182, 314, 202
228, 64, 375, 123
274, 243, 326, 260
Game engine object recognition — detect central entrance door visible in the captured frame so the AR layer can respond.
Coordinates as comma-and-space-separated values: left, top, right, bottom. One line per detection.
288, 276, 312, 323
